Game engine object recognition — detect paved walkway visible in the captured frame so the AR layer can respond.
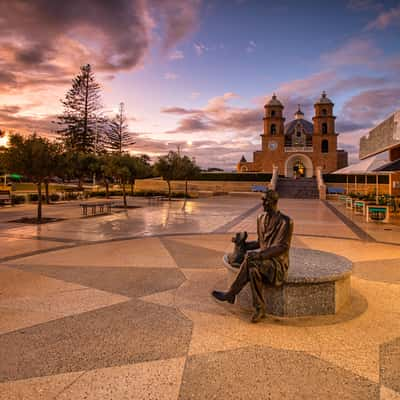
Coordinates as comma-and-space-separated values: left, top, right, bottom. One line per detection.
0, 195, 399, 399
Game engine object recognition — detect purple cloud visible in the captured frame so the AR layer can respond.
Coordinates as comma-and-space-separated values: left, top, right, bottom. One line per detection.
0, 0, 201, 89
367, 4, 400, 30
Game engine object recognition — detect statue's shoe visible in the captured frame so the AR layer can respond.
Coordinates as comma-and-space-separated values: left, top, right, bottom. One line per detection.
211, 290, 235, 304
251, 308, 266, 323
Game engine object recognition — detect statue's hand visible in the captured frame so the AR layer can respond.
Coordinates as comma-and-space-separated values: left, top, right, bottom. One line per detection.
246, 251, 260, 262
245, 240, 260, 251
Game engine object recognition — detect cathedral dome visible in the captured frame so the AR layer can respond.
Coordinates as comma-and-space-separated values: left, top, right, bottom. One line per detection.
265, 93, 283, 107
315, 91, 333, 105
284, 118, 313, 136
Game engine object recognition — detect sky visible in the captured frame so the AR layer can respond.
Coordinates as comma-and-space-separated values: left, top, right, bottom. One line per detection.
0, 0, 399, 169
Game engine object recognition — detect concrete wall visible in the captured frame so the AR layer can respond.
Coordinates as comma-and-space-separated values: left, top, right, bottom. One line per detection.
134, 179, 269, 194
359, 111, 400, 160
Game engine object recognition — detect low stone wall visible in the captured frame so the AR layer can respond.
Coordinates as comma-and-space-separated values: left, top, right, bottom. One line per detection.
134, 179, 270, 194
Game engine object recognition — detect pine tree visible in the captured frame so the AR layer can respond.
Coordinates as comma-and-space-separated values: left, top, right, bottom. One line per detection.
57, 64, 104, 153
106, 102, 136, 154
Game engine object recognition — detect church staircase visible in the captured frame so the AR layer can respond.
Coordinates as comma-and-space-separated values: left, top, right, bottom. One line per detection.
276, 177, 319, 199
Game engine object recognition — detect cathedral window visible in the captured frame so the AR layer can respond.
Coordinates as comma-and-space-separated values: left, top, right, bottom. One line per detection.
321, 139, 329, 153
322, 109, 327, 116
322, 123, 328, 134
270, 124, 277, 135
271, 110, 276, 117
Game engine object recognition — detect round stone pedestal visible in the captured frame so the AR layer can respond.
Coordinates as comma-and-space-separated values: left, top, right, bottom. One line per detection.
224, 248, 352, 317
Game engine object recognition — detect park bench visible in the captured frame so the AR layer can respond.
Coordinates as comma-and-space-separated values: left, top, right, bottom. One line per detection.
63, 187, 85, 200
80, 202, 113, 217
0, 190, 11, 205
251, 185, 267, 193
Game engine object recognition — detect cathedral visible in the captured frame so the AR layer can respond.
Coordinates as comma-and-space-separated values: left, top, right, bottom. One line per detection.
237, 92, 348, 177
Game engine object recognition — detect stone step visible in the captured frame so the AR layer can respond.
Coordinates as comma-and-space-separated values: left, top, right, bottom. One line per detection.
277, 177, 319, 199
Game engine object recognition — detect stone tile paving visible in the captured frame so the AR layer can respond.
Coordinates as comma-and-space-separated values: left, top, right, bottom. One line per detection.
230, 199, 359, 240
1, 232, 400, 398
1, 195, 400, 399
328, 200, 400, 245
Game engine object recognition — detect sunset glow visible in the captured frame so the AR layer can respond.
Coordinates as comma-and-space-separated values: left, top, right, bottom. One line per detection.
0, 133, 9, 148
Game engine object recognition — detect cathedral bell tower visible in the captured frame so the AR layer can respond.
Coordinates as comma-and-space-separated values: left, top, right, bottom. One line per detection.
313, 91, 336, 135
312, 91, 338, 171
262, 94, 285, 151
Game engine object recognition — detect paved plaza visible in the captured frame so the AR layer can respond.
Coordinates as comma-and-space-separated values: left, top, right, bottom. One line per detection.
0, 195, 399, 399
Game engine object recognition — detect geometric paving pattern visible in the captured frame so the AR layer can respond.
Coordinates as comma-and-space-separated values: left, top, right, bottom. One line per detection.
180, 346, 380, 399
353, 259, 400, 284
1, 233, 400, 399
0, 300, 192, 382
11, 265, 187, 298
380, 337, 400, 394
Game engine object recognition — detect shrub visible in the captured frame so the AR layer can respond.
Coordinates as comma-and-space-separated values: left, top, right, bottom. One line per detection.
12, 195, 26, 204
90, 191, 106, 198
28, 193, 45, 202
110, 190, 123, 196
64, 192, 78, 200
133, 190, 197, 199
89, 190, 124, 198
133, 190, 167, 197
50, 193, 60, 202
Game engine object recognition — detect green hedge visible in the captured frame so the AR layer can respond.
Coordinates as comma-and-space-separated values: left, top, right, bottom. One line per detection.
50, 193, 60, 202
89, 190, 124, 197
134, 190, 197, 198
184, 173, 272, 182
323, 174, 389, 184
28, 193, 45, 202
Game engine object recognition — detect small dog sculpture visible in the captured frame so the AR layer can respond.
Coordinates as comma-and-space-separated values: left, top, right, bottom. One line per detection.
228, 231, 248, 268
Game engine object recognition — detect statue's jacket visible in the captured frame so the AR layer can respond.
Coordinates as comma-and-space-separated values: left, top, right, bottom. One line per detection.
256, 211, 294, 286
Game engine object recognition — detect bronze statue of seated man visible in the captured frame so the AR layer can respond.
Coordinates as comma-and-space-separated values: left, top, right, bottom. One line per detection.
212, 190, 294, 323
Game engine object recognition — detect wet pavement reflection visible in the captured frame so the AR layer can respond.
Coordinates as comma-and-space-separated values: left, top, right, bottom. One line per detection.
0, 195, 262, 242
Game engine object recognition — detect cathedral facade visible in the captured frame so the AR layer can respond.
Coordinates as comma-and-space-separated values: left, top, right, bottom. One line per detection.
238, 92, 348, 177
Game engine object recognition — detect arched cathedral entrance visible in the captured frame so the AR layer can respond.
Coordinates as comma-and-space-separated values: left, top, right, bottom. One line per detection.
284, 154, 313, 178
